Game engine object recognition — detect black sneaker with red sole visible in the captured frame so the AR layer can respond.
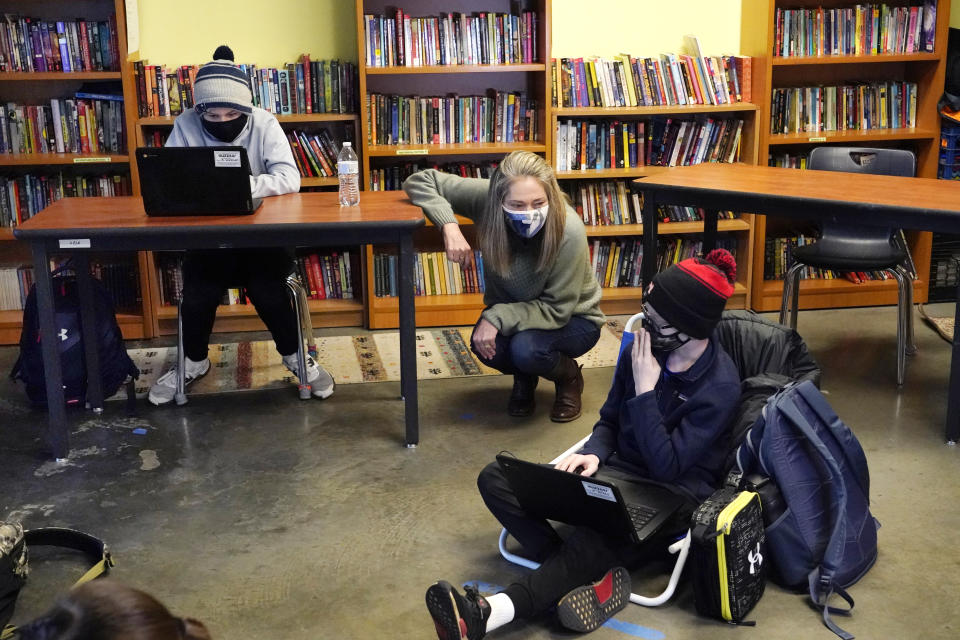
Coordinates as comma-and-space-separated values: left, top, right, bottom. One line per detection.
425, 581, 491, 640
556, 566, 631, 633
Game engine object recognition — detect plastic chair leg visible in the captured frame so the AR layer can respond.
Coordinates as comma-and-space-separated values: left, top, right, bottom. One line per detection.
779, 263, 804, 329
891, 267, 908, 386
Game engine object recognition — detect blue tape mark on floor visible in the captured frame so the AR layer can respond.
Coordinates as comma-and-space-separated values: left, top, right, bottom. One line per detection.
464, 581, 665, 638
132, 428, 147, 435
602, 618, 665, 639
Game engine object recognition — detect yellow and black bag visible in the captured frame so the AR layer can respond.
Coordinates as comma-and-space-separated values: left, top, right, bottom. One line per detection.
690, 485, 766, 625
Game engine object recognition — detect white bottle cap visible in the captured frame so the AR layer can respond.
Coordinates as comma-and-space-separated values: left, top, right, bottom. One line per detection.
343, 142, 352, 147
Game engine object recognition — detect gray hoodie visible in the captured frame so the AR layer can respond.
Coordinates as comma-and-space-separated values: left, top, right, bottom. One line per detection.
165, 106, 300, 198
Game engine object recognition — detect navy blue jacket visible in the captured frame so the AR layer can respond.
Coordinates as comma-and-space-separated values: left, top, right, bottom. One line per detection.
581, 337, 740, 501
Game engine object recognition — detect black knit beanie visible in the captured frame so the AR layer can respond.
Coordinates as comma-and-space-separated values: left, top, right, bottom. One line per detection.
645, 249, 737, 339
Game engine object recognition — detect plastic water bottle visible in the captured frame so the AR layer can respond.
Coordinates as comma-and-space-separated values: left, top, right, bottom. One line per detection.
337, 142, 360, 206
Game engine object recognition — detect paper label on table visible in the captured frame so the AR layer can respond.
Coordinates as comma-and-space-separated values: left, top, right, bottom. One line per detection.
59, 239, 91, 248
214, 150, 241, 167
582, 481, 616, 502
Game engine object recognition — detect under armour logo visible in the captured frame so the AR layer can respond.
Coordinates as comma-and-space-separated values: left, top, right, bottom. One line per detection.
58, 328, 68, 342
748, 543, 763, 575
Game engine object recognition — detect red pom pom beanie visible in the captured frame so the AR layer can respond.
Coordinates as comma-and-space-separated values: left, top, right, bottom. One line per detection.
644, 248, 737, 339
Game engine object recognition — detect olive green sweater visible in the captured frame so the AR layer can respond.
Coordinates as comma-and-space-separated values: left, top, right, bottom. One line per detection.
403, 170, 604, 336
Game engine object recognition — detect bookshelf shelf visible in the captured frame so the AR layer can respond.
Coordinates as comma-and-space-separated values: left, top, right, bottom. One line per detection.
771, 52, 941, 67
553, 103, 759, 117
366, 63, 546, 75
154, 297, 364, 335
0, 154, 128, 166
769, 128, 939, 146
741, 0, 950, 312
156, 298, 362, 320
0, 228, 16, 241
366, 142, 548, 157
584, 219, 750, 237
0, 71, 123, 81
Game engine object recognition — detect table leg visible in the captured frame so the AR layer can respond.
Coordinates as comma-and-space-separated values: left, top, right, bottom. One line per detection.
946, 264, 960, 445
32, 243, 69, 459
703, 209, 718, 253
641, 190, 658, 288
75, 254, 103, 414
398, 232, 419, 447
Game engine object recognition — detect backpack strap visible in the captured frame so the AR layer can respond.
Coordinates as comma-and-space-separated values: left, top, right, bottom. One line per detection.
0, 529, 112, 640
793, 382, 871, 501
777, 393, 856, 640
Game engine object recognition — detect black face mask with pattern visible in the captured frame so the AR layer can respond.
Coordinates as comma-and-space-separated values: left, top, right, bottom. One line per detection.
642, 303, 691, 359
201, 114, 248, 142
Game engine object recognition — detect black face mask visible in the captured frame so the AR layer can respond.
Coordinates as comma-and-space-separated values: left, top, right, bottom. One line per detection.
201, 114, 248, 142
642, 307, 691, 359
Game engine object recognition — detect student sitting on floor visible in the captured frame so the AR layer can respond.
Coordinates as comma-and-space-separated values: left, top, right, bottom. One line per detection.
425, 250, 741, 638
148, 45, 334, 405
15, 579, 211, 640
403, 151, 605, 422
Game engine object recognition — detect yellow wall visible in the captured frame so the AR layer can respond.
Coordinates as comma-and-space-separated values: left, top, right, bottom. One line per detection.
953, 0, 960, 28
135, 0, 356, 66
552, 0, 743, 58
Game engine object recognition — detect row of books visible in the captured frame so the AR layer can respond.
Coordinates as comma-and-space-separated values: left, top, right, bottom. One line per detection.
368, 161, 498, 191
373, 250, 485, 298
590, 236, 739, 289
133, 57, 357, 118
773, 3, 937, 58
0, 266, 33, 311
770, 81, 918, 134
764, 234, 899, 284
0, 95, 127, 155
551, 51, 752, 109
563, 179, 739, 227
556, 117, 744, 171
155, 250, 356, 307
366, 91, 539, 146
769, 152, 809, 169
287, 129, 348, 178
90, 260, 142, 310
0, 15, 119, 73
363, 9, 539, 67
0, 173, 131, 227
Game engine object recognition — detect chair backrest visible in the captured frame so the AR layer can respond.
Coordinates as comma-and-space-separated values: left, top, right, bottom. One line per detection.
807, 147, 916, 242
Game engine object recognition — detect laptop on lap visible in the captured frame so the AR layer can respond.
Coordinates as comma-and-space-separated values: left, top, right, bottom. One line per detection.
136, 146, 263, 216
496, 454, 684, 544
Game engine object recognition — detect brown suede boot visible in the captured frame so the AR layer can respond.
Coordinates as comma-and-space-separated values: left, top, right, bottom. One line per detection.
508, 374, 539, 417
545, 355, 584, 422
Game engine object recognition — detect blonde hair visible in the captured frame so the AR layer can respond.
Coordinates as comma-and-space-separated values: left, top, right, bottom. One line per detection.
479, 151, 569, 275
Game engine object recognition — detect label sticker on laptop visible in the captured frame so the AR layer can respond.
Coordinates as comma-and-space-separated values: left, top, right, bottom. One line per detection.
214, 150, 241, 168
581, 481, 616, 502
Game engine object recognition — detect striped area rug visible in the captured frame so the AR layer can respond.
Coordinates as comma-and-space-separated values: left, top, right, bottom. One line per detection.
124, 316, 634, 399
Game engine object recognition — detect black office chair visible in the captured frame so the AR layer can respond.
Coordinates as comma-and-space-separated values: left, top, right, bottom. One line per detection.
778, 146, 917, 386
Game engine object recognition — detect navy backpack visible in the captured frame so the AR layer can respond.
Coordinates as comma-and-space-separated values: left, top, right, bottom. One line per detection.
736, 380, 879, 640
10, 268, 138, 408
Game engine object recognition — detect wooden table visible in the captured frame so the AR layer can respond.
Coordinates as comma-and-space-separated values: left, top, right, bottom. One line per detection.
14, 192, 425, 458
632, 163, 960, 443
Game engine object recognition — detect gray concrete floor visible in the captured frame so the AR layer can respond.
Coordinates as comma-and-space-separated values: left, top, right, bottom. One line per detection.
2, 305, 959, 639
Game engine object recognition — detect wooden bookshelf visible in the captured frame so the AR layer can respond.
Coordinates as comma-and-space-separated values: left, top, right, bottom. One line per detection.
0, 0, 147, 345
153, 298, 364, 335
741, 0, 951, 312
358, 0, 553, 328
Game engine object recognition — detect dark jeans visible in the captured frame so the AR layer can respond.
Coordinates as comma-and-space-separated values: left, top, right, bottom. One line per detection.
181, 248, 299, 361
471, 315, 601, 377
477, 461, 693, 618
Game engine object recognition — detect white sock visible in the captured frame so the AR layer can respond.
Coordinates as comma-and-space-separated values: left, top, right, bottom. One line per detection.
484, 592, 515, 633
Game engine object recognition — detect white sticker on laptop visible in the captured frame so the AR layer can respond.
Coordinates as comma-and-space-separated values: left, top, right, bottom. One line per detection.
582, 481, 616, 502
214, 150, 241, 168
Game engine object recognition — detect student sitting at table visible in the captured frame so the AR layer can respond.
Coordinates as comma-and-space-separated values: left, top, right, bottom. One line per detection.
148, 45, 334, 405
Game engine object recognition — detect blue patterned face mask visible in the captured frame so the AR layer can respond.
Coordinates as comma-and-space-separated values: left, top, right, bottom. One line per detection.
503, 205, 548, 238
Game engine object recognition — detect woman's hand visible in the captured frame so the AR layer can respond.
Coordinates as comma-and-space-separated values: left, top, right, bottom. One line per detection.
441, 223, 473, 266
554, 453, 600, 477
472, 317, 499, 360
632, 328, 661, 396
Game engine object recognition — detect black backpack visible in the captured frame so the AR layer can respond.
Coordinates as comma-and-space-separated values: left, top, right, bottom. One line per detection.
10, 267, 138, 408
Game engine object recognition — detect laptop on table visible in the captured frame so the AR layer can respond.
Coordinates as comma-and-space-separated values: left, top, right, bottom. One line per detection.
496, 454, 684, 544
136, 146, 263, 216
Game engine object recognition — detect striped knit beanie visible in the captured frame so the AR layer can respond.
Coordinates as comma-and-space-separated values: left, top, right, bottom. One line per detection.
645, 249, 737, 339
193, 45, 253, 114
